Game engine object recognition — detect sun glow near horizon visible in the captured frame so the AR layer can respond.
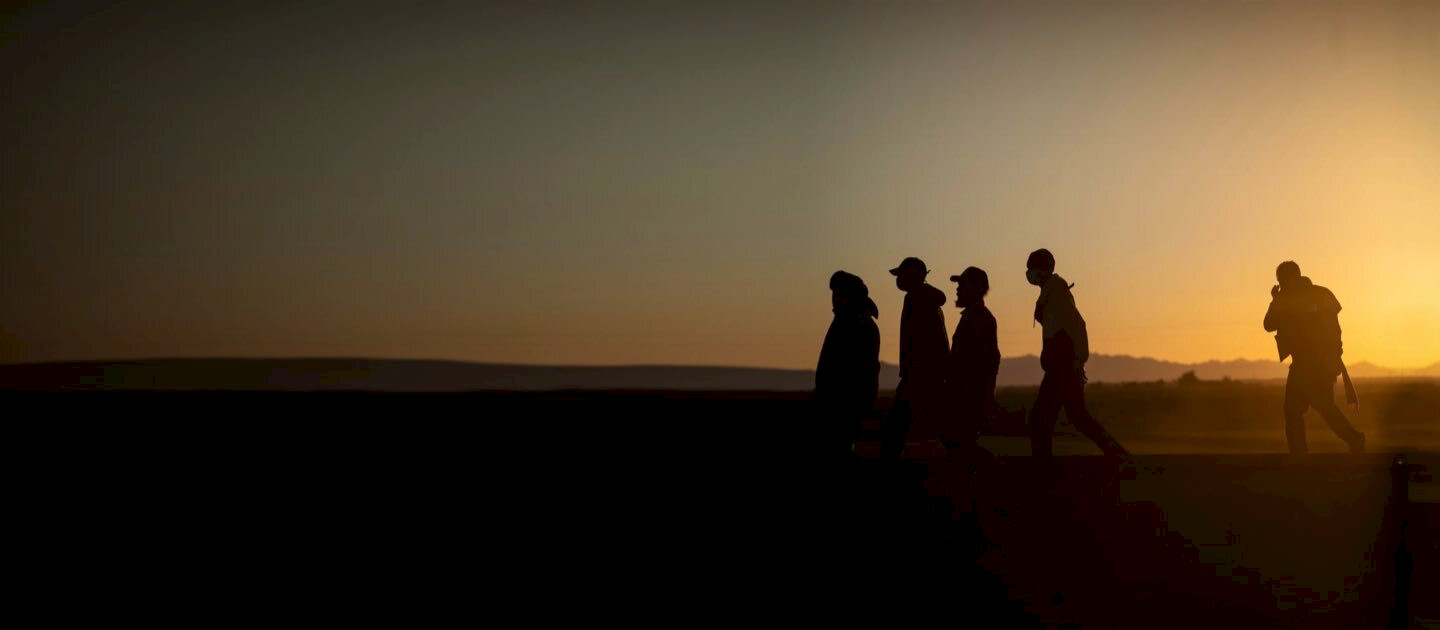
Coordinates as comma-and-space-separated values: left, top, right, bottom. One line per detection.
1, 1, 1437, 371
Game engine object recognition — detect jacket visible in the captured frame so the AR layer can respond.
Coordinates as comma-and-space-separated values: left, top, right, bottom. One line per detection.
815, 298, 881, 406
1034, 274, 1089, 373
951, 301, 1001, 388
1263, 276, 1343, 369
899, 283, 950, 387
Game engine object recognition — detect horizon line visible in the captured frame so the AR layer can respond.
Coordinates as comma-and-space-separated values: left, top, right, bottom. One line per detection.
3, 354, 1438, 371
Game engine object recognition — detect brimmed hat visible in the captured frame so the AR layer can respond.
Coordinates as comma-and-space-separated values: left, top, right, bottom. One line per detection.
950, 266, 988, 286
950, 266, 990, 295
889, 257, 928, 276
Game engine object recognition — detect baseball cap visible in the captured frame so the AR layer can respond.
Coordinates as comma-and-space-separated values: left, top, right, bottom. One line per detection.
950, 266, 990, 294
950, 266, 988, 285
889, 257, 929, 276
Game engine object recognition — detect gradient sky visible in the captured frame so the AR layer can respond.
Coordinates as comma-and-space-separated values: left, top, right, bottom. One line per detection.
3, 1, 1438, 369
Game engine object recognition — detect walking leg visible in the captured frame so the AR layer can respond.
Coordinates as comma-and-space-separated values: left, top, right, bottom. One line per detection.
881, 398, 916, 460
1308, 376, 1364, 451
1062, 374, 1129, 458
1030, 374, 1061, 466
1283, 368, 1310, 454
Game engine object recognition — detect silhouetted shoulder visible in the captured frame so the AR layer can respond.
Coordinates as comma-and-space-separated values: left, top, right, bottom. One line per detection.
973, 304, 997, 326
1312, 285, 1342, 313
917, 284, 947, 308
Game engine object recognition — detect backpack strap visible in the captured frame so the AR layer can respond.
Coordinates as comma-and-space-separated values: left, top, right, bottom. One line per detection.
1340, 363, 1358, 408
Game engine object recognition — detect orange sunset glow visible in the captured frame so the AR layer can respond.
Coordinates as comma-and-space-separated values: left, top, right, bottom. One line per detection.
2, 1, 1437, 371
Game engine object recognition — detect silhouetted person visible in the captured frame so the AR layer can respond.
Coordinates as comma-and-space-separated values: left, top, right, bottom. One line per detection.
814, 271, 881, 455
1263, 260, 1365, 454
880, 257, 949, 459
1025, 249, 1129, 467
948, 267, 1000, 448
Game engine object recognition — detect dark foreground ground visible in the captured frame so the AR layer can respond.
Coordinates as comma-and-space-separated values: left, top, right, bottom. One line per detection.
10, 389, 1437, 626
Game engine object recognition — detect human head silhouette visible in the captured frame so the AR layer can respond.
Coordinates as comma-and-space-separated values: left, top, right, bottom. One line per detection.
829, 270, 878, 318
1275, 260, 1302, 292
1026, 249, 1055, 286
950, 266, 989, 307
830, 270, 866, 308
890, 257, 929, 292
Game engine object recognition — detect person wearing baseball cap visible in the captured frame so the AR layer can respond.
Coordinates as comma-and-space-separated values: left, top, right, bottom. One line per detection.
880, 256, 949, 459
948, 267, 1001, 450
814, 270, 881, 456
1025, 248, 1129, 472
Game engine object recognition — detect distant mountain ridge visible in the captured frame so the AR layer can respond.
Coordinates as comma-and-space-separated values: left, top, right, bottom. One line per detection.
994, 355, 1435, 386
0, 358, 817, 392
2, 356, 1436, 392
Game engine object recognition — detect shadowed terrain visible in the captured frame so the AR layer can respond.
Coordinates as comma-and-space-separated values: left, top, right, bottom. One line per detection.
4, 357, 1439, 392
10, 384, 1436, 626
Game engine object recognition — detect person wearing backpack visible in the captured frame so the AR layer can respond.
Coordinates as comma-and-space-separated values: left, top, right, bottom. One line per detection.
1263, 260, 1365, 454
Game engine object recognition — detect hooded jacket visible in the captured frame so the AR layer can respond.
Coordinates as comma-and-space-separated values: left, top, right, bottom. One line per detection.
899, 283, 950, 387
815, 296, 881, 406
1263, 276, 1343, 369
1034, 274, 1089, 373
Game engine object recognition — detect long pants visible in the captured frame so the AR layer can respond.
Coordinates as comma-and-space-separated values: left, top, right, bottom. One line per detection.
1029, 368, 1128, 461
813, 398, 869, 456
880, 398, 917, 460
880, 381, 944, 459
1284, 363, 1362, 454
951, 380, 991, 446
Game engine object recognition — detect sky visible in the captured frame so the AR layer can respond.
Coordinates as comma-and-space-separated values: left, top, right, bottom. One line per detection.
3, 1, 1438, 370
